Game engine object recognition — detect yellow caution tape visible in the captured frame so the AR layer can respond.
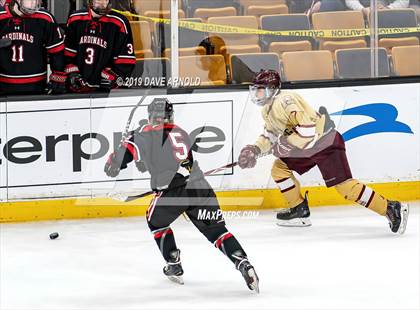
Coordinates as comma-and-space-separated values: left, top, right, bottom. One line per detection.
114, 9, 420, 39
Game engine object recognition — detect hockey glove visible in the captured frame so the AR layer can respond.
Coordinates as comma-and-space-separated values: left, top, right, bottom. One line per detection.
273, 135, 294, 158
46, 71, 67, 95
319, 106, 336, 134
135, 160, 148, 173
100, 68, 119, 91
238, 145, 261, 169
65, 65, 91, 93
104, 148, 128, 177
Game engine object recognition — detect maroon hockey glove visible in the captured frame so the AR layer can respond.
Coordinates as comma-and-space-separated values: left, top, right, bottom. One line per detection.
100, 68, 119, 90
238, 145, 261, 169
46, 71, 67, 95
273, 136, 294, 158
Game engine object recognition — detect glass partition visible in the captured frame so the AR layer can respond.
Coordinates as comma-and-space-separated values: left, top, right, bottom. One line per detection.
127, 0, 420, 87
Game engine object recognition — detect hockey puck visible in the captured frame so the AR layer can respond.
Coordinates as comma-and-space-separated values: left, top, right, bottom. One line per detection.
49, 232, 59, 240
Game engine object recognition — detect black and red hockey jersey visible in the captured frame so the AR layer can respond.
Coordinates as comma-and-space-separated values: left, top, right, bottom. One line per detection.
0, 5, 65, 94
65, 9, 136, 86
119, 123, 197, 191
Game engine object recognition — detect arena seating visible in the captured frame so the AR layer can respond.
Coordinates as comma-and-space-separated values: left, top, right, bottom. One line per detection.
129, 21, 153, 59
131, 58, 171, 86
281, 50, 334, 81
158, 18, 208, 57
207, 15, 261, 64
238, 0, 287, 15
126, 2, 420, 85
391, 45, 420, 76
247, 5, 288, 27
375, 9, 419, 54
179, 55, 227, 85
193, 7, 237, 22
133, 0, 182, 15
335, 48, 390, 79
230, 53, 280, 84
260, 14, 313, 57
312, 11, 367, 59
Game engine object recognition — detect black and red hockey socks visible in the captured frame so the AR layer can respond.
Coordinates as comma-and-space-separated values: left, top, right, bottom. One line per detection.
213, 231, 248, 264
151, 226, 178, 262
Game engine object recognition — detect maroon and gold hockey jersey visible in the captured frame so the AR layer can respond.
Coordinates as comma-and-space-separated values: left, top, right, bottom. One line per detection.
64, 9, 136, 86
0, 5, 64, 94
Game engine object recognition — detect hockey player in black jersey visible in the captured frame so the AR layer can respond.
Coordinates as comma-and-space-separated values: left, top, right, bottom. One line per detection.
0, 0, 66, 94
65, 0, 135, 92
104, 98, 260, 293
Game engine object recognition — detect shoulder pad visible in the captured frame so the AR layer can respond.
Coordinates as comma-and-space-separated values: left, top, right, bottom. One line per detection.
279, 93, 296, 108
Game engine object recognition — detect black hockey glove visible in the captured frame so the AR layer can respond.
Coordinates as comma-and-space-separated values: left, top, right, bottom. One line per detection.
100, 68, 119, 91
135, 160, 148, 173
104, 149, 128, 177
65, 65, 92, 93
46, 71, 67, 95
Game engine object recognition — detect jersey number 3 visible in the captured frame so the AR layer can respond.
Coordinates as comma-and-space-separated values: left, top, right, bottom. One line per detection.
169, 132, 188, 161
85, 48, 95, 64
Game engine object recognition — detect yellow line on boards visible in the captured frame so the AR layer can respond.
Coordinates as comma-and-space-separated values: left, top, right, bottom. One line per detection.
1, 181, 418, 223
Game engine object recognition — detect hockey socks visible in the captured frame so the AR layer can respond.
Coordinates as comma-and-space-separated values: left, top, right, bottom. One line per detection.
214, 232, 260, 293
213, 231, 247, 264
334, 179, 387, 215
151, 226, 178, 262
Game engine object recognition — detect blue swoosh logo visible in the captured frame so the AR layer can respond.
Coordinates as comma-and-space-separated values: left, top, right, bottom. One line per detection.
331, 103, 413, 142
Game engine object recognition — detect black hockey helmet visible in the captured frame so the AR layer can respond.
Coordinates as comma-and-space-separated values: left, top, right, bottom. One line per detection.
88, 0, 111, 15
249, 70, 281, 106
10, 0, 41, 15
148, 98, 174, 125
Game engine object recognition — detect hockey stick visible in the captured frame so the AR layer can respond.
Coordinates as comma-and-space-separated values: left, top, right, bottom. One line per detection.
122, 163, 238, 202
119, 91, 149, 145
122, 151, 271, 202
0, 38, 12, 48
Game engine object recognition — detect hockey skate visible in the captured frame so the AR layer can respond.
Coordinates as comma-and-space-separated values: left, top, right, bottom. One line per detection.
386, 200, 409, 234
276, 192, 311, 227
163, 249, 184, 285
233, 252, 260, 293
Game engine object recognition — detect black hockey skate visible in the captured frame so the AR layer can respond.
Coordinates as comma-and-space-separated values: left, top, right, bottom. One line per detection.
386, 200, 409, 234
276, 192, 311, 227
163, 249, 184, 285
233, 252, 260, 294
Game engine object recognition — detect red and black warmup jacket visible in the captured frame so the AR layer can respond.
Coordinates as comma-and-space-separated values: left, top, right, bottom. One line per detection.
0, 5, 65, 94
65, 9, 136, 87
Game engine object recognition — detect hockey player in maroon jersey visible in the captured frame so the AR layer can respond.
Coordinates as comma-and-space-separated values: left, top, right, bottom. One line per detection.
239, 70, 409, 234
104, 98, 259, 293
0, 0, 66, 94
64, 0, 135, 92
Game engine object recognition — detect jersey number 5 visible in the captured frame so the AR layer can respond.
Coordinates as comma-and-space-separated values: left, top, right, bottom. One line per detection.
169, 132, 188, 161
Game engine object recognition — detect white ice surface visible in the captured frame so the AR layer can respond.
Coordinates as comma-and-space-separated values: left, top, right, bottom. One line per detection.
1, 203, 419, 310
